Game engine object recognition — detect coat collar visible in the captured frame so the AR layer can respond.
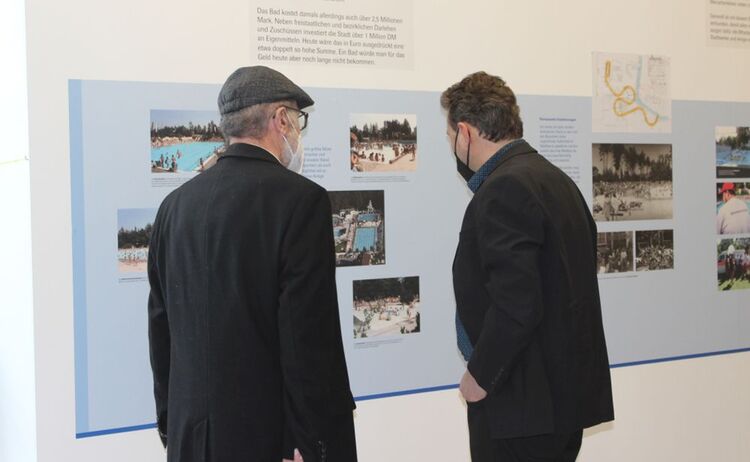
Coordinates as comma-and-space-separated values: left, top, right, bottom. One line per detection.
469, 139, 537, 191
218, 142, 282, 165
489, 139, 536, 172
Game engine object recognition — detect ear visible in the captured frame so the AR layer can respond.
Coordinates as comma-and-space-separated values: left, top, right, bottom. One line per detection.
456, 122, 474, 141
270, 106, 290, 133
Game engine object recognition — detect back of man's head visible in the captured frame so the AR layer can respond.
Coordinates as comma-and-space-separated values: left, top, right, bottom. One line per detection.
217, 66, 313, 141
440, 71, 523, 142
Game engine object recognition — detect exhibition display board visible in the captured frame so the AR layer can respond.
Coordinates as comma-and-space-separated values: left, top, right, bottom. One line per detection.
70, 73, 750, 436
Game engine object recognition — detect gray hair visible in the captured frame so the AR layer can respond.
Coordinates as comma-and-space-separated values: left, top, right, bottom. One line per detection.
219, 100, 294, 139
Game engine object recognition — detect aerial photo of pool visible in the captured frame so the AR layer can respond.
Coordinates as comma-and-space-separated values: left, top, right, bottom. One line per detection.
353, 227, 377, 251
151, 141, 224, 172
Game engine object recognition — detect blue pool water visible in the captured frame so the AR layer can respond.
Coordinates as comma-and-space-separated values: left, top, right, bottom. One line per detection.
717, 149, 750, 167
357, 213, 379, 223
151, 141, 224, 172
353, 227, 377, 251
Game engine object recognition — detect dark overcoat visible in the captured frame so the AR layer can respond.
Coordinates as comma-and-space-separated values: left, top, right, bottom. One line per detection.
454, 140, 615, 439
148, 143, 356, 462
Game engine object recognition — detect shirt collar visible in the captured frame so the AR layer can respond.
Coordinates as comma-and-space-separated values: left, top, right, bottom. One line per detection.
467, 138, 525, 193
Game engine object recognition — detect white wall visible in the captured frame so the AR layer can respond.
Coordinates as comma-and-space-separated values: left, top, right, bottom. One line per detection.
0, 0, 36, 461
22, 0, 750, 460
353, 352, 750, 462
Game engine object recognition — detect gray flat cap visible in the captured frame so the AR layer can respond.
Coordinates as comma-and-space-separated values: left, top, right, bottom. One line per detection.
218, 66, 314, 115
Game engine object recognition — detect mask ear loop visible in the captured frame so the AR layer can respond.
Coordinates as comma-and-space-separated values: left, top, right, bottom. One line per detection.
453, 129, 459, 157
453, 124, 472, 170
284, 109, 302, 140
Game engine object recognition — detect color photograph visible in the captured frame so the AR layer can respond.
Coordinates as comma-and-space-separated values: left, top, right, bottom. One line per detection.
635, 230, 674, 271
329, 190, 385, 267
717, 237, 750, 291
150, 109, 224, 174
716, 182, 750, 235
716, 126, 750, 179
117, 208, 156, 274
350, 113, 417, 173
353, 276, 420, 339
592, 143, 673, 222
597, 231, 634, 274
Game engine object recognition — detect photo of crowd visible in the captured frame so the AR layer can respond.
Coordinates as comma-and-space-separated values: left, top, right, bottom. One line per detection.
117, 208, 156, 274
328, 190, 385, 267
716, 126, 750, 179
636, 230, 674, 272
350, 113, 417, 173
717, 237, 750, 291
597, 231, 634, 274
150, 109, 224, 174
353, 276, 420, 339
592, 143, 673, 222
716, 182, 750, 235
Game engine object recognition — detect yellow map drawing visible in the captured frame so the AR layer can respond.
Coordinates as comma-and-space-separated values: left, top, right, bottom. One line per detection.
604, 60, 659, 127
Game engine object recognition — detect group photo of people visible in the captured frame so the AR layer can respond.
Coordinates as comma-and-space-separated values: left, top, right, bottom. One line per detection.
352, 276, 420, 339
349, 113, 417, 173
717, 238, 750, 291
592, 143, 673, 222
635, 230, 674, 272
150, 109, 224, 174
116, 208, 156, 274
597, 231, 634, 274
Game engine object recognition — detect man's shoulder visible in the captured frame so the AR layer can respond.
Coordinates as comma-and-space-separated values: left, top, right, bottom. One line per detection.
482, 153, 543, 193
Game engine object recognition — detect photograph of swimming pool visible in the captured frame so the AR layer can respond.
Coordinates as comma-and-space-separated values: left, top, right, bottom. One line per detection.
328, 190, 385, 267
716, 126, 750, 178
350, 113, 417, 173
150, 109, 224, 174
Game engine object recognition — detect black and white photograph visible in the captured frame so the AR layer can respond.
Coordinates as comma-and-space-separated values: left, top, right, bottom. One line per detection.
328, 190, 385, 267
349, 113, 417, 173
635, 230, 674, 271
353, 276, 420, 339
597, 231, 634, 274
592, 143, 673, 222
717, 237, 750, 291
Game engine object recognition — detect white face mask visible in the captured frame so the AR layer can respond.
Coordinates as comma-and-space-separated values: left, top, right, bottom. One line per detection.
281, 113, 304, 174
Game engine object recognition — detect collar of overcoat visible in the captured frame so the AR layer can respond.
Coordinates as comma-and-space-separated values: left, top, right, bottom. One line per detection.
219, 142, 282, 165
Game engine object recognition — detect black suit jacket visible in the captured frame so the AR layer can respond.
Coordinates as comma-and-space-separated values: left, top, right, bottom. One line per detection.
454, 140, 614, 439
148, 143, 356, 462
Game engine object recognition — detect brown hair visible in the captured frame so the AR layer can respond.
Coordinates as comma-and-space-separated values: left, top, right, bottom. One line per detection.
440, 71, 523, 141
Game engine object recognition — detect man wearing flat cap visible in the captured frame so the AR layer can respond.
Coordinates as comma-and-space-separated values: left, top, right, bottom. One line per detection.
147, 66, 357, 462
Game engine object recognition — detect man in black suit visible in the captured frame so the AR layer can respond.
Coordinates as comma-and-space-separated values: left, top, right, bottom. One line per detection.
442, 72, 614, 461
147, 66, 357, 462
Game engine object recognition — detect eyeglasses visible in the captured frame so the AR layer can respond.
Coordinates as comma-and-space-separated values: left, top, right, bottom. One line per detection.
278, 105, 309, 130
